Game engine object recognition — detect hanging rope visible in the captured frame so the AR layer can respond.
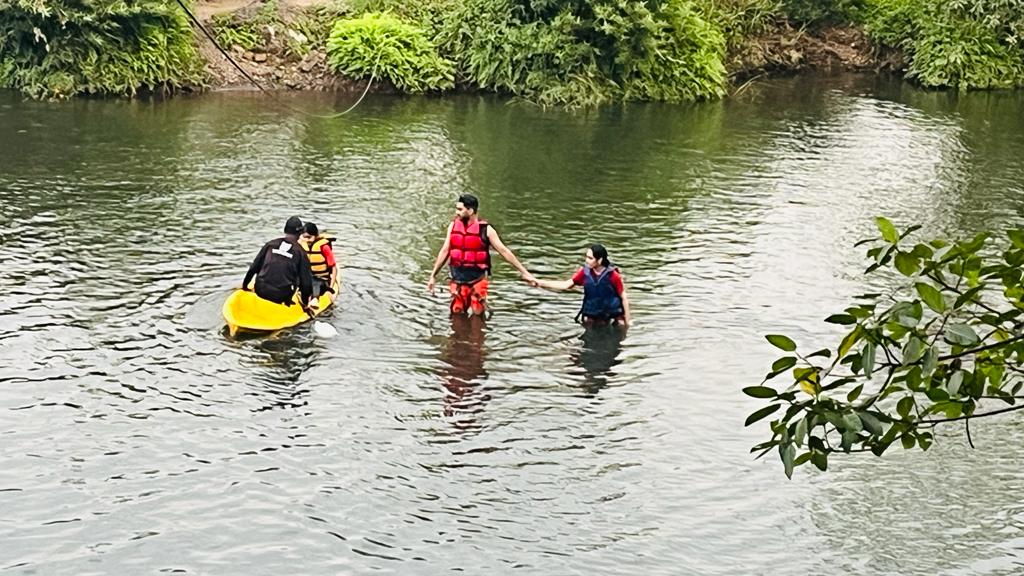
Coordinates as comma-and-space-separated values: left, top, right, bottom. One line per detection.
174, 0, 375, 119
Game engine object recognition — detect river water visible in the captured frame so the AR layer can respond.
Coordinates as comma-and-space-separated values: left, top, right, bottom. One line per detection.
2, 75, 1024, 575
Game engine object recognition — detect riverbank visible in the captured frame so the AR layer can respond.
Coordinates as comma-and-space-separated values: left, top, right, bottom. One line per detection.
4, 0, 1019, 101
729, 25, 898, 82
196, 0, 891, 94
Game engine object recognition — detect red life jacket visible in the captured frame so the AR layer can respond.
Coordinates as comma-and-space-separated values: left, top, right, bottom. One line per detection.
449, 218, 490, 270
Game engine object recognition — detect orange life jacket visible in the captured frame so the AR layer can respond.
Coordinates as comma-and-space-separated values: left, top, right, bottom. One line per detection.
300, 235, 335, 280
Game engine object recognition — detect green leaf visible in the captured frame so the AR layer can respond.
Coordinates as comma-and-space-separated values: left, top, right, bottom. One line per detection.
781, 443, 796, 478
915, 282, 946, 313
876, 216, 898, 243
810, 450, 828, 471
903, 337, 925, 365
838, 326, 863, 359
743, 386, 777, 399
918, 432, 933, 450
847, 383, 864, 402
794, 418, 808, 447
807, 348, 832, 359
922, 346, 937, 376
954, 284, 986, 308
944, 324, 979, 346
772, 356, 797, 373
842, 412, 863, 432
947, 370, 964, 396
900, 434, 916, 449
846, 305, 873, 320
825, 314, 856, 325
894, 252, 920, 276
766, 334, 796, 352
854, 293, 882, 300
897, 396, 915, 419
911, 243, 934, 259
859, 412, 884, 435
1009, 229, 1024, 250
862, 342, 876, 377
892, 300, 923, 328
841, 430, 856, 452
744, 404, 780, 426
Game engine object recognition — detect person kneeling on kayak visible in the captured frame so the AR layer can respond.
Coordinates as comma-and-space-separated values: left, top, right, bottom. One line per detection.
532, 243, 632, 327
299, 222, 338, 298
242, 216, 315, 311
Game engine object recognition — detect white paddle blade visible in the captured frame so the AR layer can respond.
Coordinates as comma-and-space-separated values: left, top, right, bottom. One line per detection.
313, 321, 338, 338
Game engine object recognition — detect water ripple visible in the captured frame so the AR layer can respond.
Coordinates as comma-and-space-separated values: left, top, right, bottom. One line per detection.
2, 77, 1024, 574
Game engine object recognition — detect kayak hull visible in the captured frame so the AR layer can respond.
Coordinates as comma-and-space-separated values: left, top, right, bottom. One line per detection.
223, 276, 340, 334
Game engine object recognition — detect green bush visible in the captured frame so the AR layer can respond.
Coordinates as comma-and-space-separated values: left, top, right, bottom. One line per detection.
781, 0, 866, 26
286, 3, 354, 57
863, 0, 916, 46
700, 0, 782, 46
350, 0, 457, 34
0, 0, 205, 98
910, 12, 1024, 89
439, 0, 727, 107
211, 15, 265, 52
866, 0, 1024, 90
615, 0, 729, 102
325, 12, 455, 92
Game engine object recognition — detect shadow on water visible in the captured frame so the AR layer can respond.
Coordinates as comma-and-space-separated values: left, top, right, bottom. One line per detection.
224, 325, 320, 412
437, 314, 490, 433
570, 325, 626, 395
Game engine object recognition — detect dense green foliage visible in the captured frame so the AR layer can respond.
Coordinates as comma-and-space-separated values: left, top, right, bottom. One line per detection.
209, 0, 351, 58
0, 0, 204, 98
325, 12, 454, 92
355, 0, 731, 105
781, 0, 864, 26
700, 0, 780, 44
440, 0, 727, 106
865, 0, 1024, 89
747, 219, 1024, 477
4, 0, 1022, 101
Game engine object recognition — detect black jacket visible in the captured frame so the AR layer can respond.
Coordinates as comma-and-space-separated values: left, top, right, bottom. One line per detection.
242, 235, 314, 305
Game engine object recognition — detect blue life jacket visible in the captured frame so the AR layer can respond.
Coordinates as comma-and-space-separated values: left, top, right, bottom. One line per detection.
579, 266, 624, 321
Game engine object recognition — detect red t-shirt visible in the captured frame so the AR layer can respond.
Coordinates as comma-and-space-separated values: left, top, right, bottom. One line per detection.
320, 243, 336, 268
572, 267, 624, 295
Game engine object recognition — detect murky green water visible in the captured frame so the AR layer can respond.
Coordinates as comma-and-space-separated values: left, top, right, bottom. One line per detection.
2, 75, 1024, 575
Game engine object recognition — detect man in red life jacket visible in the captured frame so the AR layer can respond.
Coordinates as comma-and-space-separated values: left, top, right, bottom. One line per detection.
426, 194, 536, 316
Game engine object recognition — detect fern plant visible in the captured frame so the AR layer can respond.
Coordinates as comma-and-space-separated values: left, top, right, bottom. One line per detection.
325, 12, 454, 92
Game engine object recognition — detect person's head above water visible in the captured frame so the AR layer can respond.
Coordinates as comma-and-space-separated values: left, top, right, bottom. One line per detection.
455, 194, 479, 223
284, 216, 303, 235
585, 243, 611, 269
303, 222, 319, 236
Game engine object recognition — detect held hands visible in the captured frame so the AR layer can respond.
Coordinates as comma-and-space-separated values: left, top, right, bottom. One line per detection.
521, 271, 538, 287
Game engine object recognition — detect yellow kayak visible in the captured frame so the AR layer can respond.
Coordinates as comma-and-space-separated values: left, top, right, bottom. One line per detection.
223, 276, 341, 335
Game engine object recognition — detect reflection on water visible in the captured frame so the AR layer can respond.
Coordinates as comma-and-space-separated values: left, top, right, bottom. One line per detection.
438, 315, 490, 432
3, 76, 1024, 575
245, 331, 319, 412
571, 326, 626, 395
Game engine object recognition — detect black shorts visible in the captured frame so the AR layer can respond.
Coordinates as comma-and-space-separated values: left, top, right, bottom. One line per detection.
255, 286, 294, 305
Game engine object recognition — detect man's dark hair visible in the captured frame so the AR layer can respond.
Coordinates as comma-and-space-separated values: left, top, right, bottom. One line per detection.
590, 243, 611, 267
303, 222, 319, 236
284, 216, 303, 235
458, 194, 479, 212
